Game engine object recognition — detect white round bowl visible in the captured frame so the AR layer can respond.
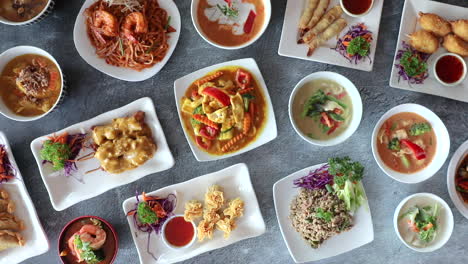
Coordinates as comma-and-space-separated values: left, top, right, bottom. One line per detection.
340, 0, 374, 18
432, 53, 467, 87
190, 0, 271, 50
288, 71, 363, 147
0, 46, 64, 122
0, 0, 54, 26
161, 215, 197, 250
447, 140, 468, 219
393, 193, 454, 253
371, 104, 450, 184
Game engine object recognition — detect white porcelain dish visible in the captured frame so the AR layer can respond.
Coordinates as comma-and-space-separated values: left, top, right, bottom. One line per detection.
273, 163, 374, 263
288, 71, 362, 147
432, 53, 467, 87
0, 46, 64, 122
0, 0, 54, 26
371, 103, 450, 184
190, 0, 272, 49
160, 214, 197, 250
30, 97, 175, 211
122, 163, 266, 264
174, 58, 277, 162
278, 0, 384, 72
389, 0, 468, 102
0, 132, 49, 264
447, 140, 468, 219
73, 0, 181, 82
393, 193, 454, 252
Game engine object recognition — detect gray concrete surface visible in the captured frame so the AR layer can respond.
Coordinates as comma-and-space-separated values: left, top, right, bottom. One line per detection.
1, 0, 467, 263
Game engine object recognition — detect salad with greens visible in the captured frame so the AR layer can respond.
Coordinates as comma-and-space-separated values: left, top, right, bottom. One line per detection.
399, 203, 440, 247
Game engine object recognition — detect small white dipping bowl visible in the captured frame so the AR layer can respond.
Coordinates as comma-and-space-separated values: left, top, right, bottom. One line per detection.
288, 71, 363, 147
393, 193, 454, 253
0, 0, 54, 26
190, 0, 271, 50
161, 215, 197, 250
371, 104, 450, 184
340, 0, 374, 18
433, 53, 467, 87
0, 46, 64, 122
447, 140, 468, 219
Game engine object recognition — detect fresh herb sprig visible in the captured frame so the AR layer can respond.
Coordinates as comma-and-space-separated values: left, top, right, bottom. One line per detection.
400, 51, 428, 78
347, 36, 370, 57
409, 123, 431, 136
315, 208, 333, 222
217, 4, 238, 18
74, 236, 104, 264
328, 156, 364, 187
137, 202, 158, 225
40, 141, 71, 171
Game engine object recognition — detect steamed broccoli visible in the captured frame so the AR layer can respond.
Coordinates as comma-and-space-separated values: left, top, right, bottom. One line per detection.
388, 138, 401, 151
409, 123, 431, 136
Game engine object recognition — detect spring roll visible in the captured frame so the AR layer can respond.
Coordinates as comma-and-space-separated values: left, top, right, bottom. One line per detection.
0, 212, 24, 231
0, 230, 25, 251
299, 0, 319, 31
305, 0, 330, 31
307, 18, 347, 56
0, 199, 15, 214
299, 5, 343, 44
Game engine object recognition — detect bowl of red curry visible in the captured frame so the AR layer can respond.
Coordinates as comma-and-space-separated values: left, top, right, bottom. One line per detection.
58, 215, 118, 264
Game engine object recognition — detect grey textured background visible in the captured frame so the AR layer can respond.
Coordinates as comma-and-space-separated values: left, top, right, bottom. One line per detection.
0, 0, 467, 263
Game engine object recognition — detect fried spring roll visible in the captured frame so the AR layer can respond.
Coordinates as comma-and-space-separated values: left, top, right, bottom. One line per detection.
307, 18, 347, 56
299, 5, 343, 44
299, 0, 319, 31
305, 0, 330, 32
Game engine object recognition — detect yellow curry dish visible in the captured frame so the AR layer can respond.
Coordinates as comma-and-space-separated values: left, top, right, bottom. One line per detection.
0, 54, 62, 117
180, 66, 266, 155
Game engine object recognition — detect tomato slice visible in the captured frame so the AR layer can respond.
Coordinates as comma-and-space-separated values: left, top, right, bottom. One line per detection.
243, 10, 257, 34
400, 139, 426, 160
199, 126, 219, 140
196, 136, 211, 150
202, 87, 231, 106
235, 69, 251, 89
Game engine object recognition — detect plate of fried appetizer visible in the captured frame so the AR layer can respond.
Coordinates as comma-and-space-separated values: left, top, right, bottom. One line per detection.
0, 132, 49, 264
30, 97, 175, 211
278, 0, 384, 72
122, 163, 265, 264
389, 0, 468, 102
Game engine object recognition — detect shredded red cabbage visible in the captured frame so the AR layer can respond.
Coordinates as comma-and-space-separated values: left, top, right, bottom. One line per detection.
128, 191, 177, 260
394, 41, 430, 84
293, 164, 332, 190
0, 145, 17, 184
333, 23, 373, 64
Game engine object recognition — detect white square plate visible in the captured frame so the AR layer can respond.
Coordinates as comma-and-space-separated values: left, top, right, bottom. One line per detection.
30, 97, 175, 211
389, 0, 468, 102
73, 0, 181, 82
278, 0, 384, 72
273, 163, 374, 263
0, 132, 49, 264
173, 58, 277, 162
122, 163, 266, 264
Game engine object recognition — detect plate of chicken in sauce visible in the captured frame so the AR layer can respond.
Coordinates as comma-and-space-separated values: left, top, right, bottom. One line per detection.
30, 97, 175, 211
174, 58, 277, 162
0, 46, 64, 122
73, 0, 181, 82
0, 132, 49, 264
389, 0, 468, 102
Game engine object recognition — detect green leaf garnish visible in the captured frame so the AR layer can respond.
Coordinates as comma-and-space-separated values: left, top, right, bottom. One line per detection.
346, 36, 370, 57
217, 4, 238, 18
74, 236, 104, 264
315, 208, 333, 222
137, 202, 158, 225
40, 140, 71, 171
400, 51, 428, 77
328, 156, 364, 187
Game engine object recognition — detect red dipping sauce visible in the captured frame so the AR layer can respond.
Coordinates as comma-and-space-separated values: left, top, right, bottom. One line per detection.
342, 0, 373, 15
435, 55, 465, 84
164, 216, 194, 247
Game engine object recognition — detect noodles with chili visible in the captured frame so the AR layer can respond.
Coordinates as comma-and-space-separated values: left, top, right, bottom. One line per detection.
84, 0, 175, 71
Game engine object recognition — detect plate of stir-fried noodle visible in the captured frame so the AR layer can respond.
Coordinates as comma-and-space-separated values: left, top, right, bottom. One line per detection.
73, 0, 181, 82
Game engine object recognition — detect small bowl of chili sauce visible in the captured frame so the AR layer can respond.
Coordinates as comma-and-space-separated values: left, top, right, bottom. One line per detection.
161, 215, 197, 250
433, 53, 467, 87
340, 0, 374, 17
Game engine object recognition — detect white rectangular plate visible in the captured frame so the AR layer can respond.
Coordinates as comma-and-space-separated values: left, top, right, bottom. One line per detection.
278, 0, 384, 72
122, 163, 266, 264
273, 163, 374, 263
0, 132, 49, 264
173, 58, 277, 162
389, 0, 468, 101
30, 97, 175, 211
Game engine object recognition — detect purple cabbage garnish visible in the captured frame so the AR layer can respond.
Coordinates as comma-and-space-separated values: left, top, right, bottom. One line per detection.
394, 41, 430, 85
0, 145, 17, 184
293, 164, 332, 190
332, 23, 373, 65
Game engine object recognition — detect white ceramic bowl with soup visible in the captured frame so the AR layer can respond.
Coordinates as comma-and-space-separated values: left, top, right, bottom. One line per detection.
393, 193, 454, 253
161, 215, 197, 250
0, 46, 64, 122
289, 71, 362, 147
371, 104, 450, 184
0, 0, 53, 25
191, 0, 271, 49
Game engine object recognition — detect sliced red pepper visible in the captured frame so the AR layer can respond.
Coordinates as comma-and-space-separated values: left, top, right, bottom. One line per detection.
333, 108, 343, 115
400, 139, 426, 160
224, 0, 232, 7
196, 136, 211, 150
327, 122, 340, 135
235, 69, 251, 89
191, 89, 200, 100
199, 126, 219, 140
202, 87, 231, 106
384, 121, 391, 137
320, 112, 333, 128
458, 180, 468, 190
243, 10, 257, 34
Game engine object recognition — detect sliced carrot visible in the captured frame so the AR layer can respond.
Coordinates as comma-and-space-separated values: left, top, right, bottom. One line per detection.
243, 115, 251, 135
423, 223, 433, 231
195, 71, 224, 86
193, 114, 219, 129
238, 87, 254, 94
